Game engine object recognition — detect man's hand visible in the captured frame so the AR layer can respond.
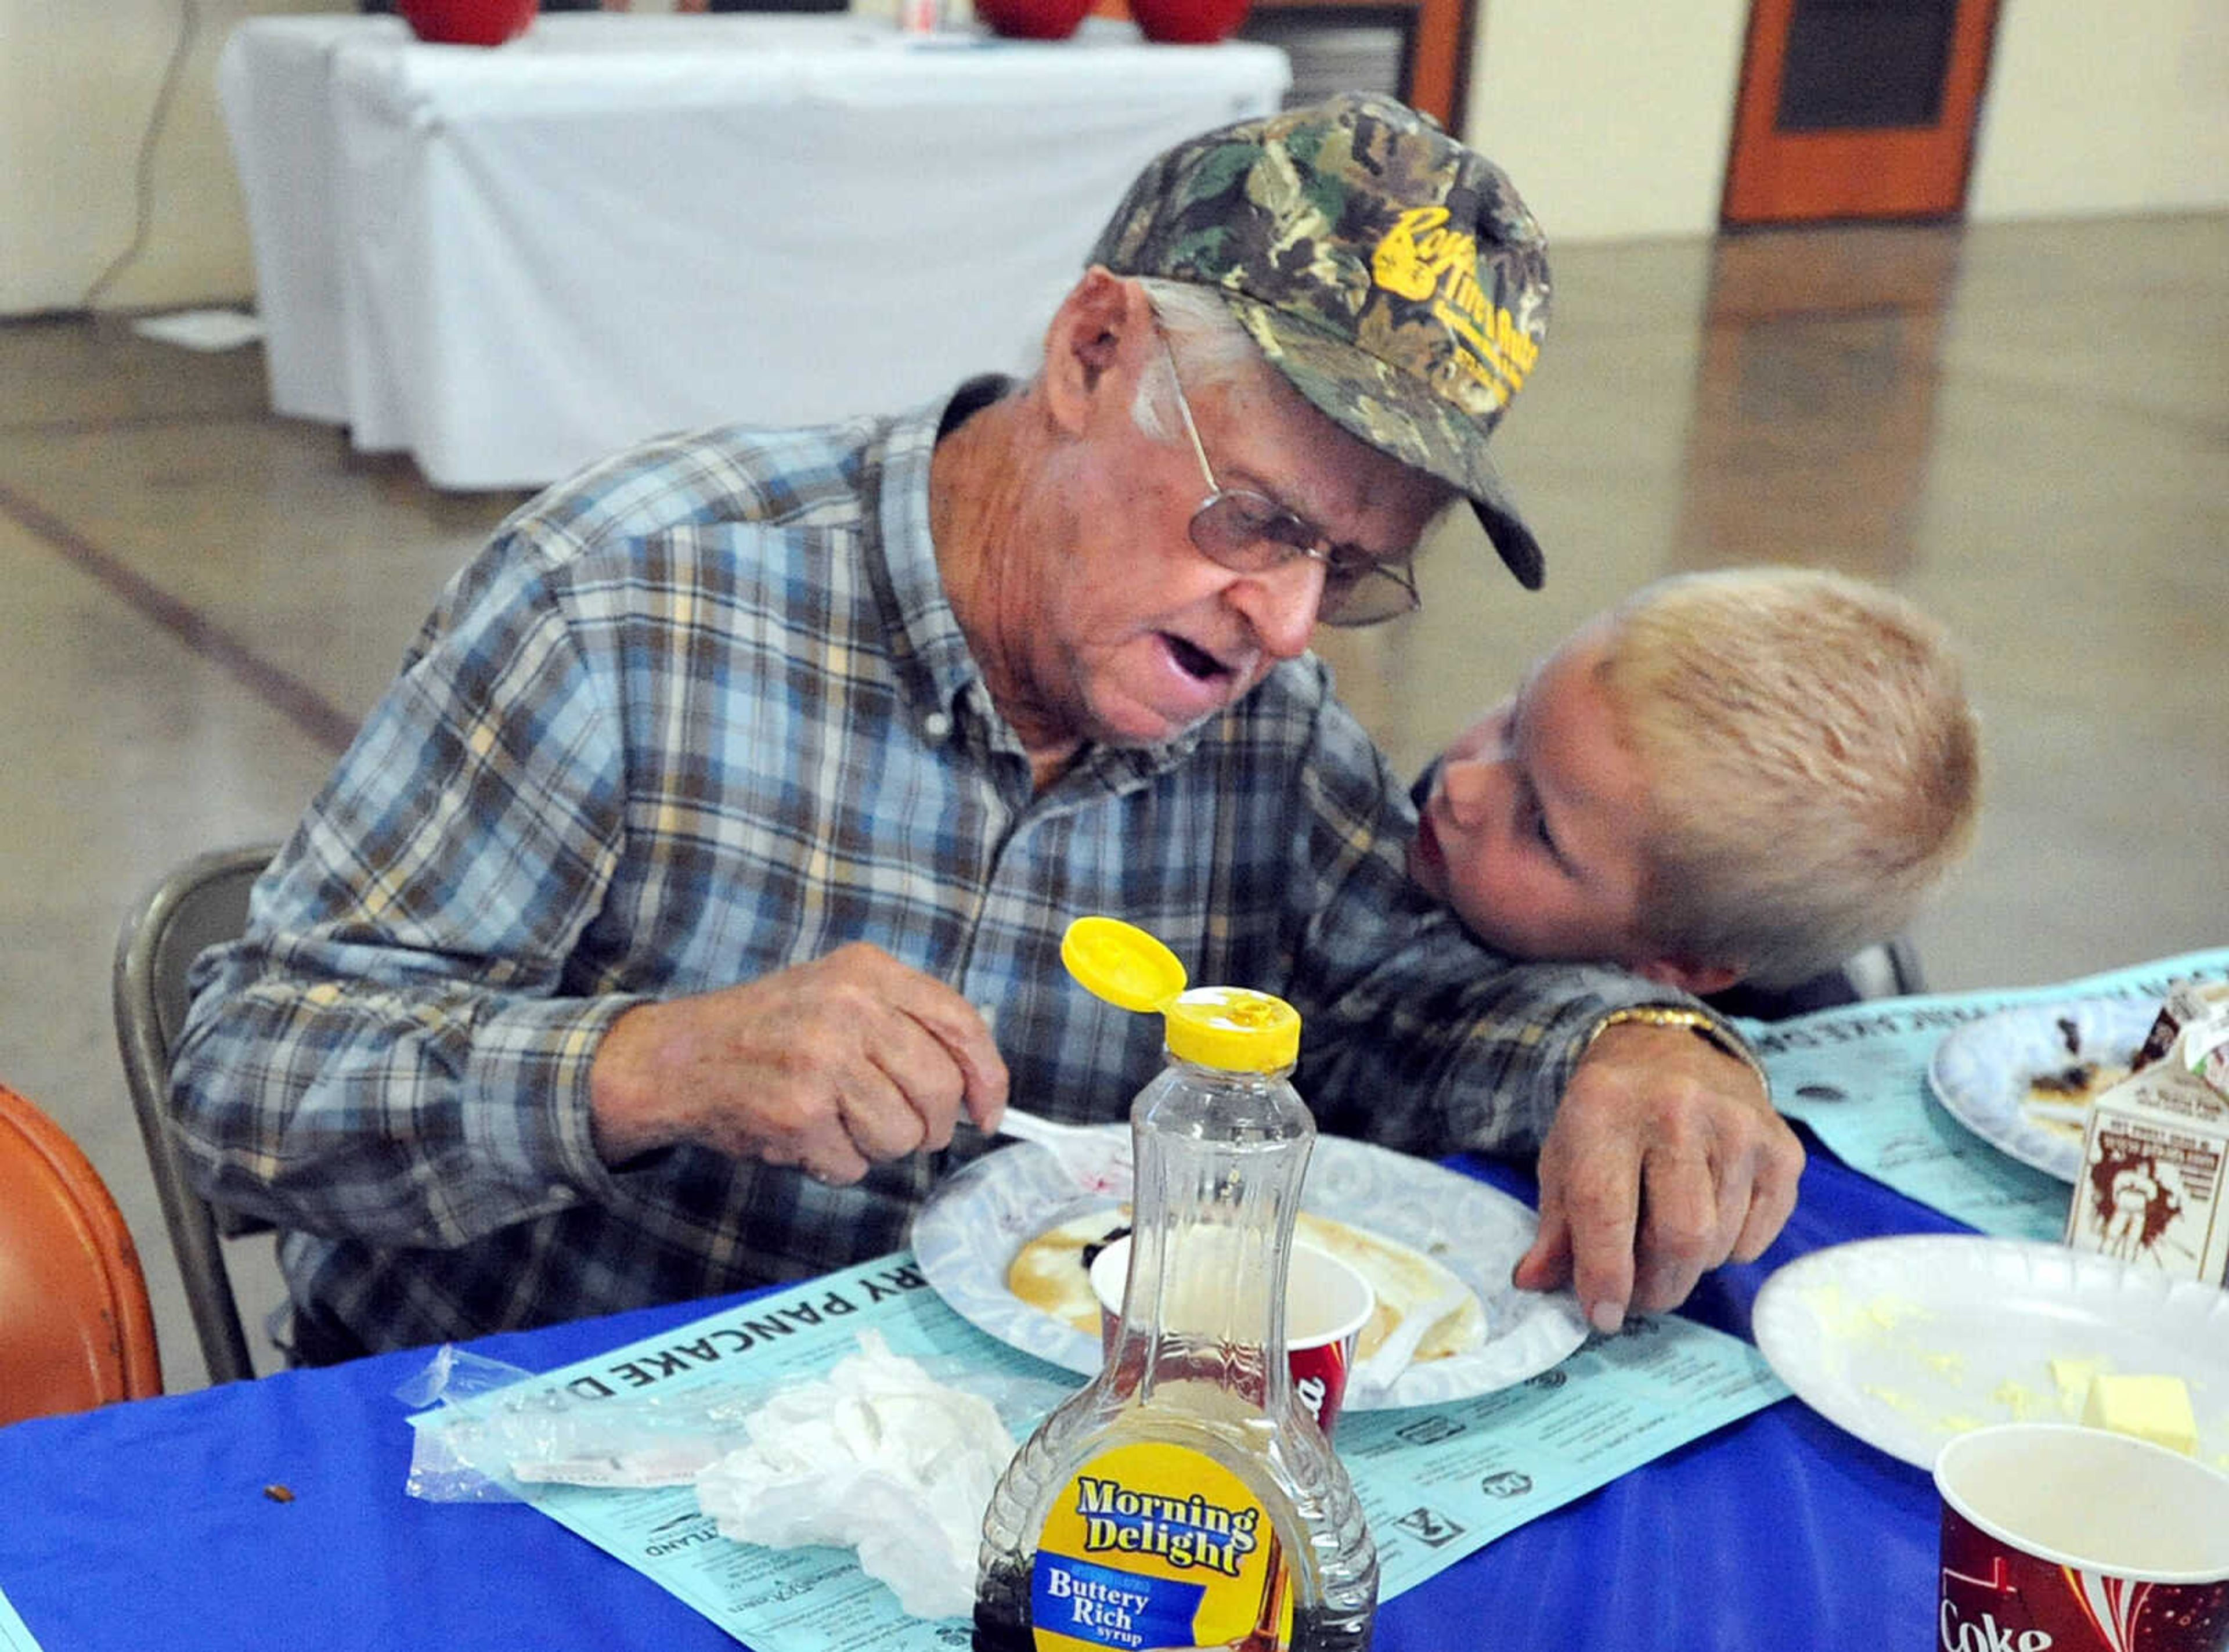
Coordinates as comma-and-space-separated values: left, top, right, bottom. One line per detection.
1512, 1020, 1802, 1332
587, 943, 1008, 1184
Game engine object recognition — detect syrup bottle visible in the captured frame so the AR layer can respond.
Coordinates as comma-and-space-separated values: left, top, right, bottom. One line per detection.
974, 917, 1377, 1651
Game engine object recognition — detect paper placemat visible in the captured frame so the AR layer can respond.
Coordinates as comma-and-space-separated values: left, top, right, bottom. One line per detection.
1748, 946, 2229, 1240
421, 1250, 1783, 1651
0, 1583, 47, 1652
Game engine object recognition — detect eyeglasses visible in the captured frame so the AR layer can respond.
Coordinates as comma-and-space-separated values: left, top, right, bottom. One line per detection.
1156, 330, 1420, 629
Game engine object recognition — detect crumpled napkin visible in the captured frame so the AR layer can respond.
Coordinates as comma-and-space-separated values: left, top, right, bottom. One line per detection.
694, 1330, 1018, 1621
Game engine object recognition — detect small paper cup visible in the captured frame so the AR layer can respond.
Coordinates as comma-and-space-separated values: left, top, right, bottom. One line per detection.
1934, 1423, 2229, 1651
1088, 1234, 1373, 1436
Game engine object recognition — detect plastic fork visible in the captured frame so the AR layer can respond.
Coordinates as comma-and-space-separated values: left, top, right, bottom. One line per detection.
1347, 1283, 1471, 1404
996, 1108, 1133, 1197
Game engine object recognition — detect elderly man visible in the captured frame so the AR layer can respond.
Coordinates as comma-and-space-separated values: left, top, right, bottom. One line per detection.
176, 94, 1799, 1365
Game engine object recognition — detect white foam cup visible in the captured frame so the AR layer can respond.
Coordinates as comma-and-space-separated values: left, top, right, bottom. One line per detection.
1088, 1233, 1373, 1435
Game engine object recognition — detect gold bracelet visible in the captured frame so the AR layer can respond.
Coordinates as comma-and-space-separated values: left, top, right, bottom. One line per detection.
1583, 1005, 1772, 1099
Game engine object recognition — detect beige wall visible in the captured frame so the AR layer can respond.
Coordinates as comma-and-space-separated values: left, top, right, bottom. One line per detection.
5, 0, 2227, 316
1467, 0, 2229, 243
1462, 0, 1752, 244
0, 0, 340, 316
1969, 0, 2229, 221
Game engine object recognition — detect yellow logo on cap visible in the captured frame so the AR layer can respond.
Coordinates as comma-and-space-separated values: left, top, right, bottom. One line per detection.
1372, 205, 1538, 402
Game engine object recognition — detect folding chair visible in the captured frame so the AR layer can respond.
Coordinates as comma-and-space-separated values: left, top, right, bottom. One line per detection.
0, 1081, 163, 1422
1845, 935, 1927, 1001
113, 843, 281, 1388
1707, 935, 1927, 1021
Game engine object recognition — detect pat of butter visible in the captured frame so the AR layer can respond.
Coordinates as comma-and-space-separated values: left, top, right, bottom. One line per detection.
2082, 1372, 2199, 1456
2050, 1356, 2109, 1417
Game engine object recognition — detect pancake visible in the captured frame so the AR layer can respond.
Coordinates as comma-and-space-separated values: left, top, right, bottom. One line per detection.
1005, 1205, 1487, 1364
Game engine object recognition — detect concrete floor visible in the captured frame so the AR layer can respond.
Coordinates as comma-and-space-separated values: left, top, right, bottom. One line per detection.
2, 212, 2224, 1396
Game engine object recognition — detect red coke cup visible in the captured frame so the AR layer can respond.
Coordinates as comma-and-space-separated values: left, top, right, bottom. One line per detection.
1935, 1423, 2229, 1651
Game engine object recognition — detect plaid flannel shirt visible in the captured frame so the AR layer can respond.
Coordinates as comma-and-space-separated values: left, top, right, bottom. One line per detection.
173, 382, 1673, 1355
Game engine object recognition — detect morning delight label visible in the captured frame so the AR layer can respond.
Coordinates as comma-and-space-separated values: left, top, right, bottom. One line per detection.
1030, 1443, 1291, 1650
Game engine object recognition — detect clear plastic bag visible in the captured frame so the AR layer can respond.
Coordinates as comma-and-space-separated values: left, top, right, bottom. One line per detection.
399, 1343, 757, 1502
398, 1332, 1071, 1506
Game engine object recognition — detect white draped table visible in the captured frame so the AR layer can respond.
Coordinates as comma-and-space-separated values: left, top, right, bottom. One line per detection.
219, 14, 1289, 489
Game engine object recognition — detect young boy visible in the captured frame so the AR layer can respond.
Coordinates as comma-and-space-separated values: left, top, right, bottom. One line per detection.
1406, 565, 1981, 1008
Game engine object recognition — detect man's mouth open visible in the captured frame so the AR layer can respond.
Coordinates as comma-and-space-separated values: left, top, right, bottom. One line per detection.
1163, 633, 1231, 683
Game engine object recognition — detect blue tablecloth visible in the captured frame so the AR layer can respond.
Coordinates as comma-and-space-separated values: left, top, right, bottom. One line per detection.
0, 1137, 1960, 1650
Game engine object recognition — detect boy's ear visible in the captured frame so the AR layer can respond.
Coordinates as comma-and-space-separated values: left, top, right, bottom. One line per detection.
1633, 955, 1742, 997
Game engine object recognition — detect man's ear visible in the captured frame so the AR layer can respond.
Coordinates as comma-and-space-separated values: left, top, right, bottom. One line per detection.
1634, 955, 1742, 997
1042, 267, 1150, 433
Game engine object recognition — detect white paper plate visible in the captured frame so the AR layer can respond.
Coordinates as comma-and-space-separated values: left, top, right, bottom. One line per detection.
1927, 997, 2158, 1183
1753, 1233, 2229, 1470
911, 1134, 1589, 1409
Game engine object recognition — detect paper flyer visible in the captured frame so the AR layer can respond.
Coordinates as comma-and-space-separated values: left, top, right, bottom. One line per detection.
419, 1251, 1784, 1651
1747, 946, 2229, 1240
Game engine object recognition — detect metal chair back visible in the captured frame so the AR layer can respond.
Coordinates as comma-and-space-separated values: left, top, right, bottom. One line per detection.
113, 843, 280, 1387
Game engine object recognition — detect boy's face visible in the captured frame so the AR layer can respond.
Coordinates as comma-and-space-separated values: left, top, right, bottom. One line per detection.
1408, 622, 1665, 972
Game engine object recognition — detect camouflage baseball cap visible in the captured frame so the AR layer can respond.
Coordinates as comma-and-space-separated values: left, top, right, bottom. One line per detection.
1090, 92, 1552, 590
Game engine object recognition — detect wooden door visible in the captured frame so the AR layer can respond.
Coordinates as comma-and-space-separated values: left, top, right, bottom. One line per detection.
1216, 0, 1477, 135
1722, 0, 2002, 224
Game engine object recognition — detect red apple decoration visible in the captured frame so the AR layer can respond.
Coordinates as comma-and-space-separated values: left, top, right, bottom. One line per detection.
973, 0, 1092, 38
399, 0, 540, 46
1128, 0, 1249, 44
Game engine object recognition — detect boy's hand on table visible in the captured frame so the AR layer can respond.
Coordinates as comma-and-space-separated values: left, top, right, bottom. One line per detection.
1513, 1019, 1802, 1332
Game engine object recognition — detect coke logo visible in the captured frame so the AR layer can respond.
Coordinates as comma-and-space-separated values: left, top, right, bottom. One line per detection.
1939, 1600, 2051, 1651
1296, 1375, 1326, 1421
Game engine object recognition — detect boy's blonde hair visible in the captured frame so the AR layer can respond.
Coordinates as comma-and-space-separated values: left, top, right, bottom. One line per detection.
1600, 567, 1981, 990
